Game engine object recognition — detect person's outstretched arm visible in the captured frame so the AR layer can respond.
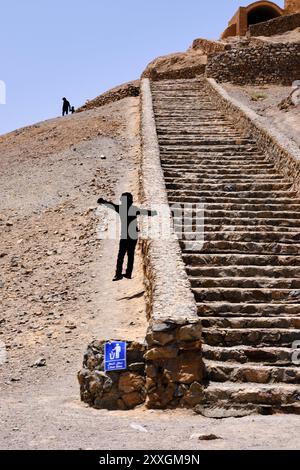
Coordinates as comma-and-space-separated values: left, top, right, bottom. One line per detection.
97, 197, 119, 213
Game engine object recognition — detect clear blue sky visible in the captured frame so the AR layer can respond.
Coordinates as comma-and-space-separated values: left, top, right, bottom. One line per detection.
0, 0, 284, 135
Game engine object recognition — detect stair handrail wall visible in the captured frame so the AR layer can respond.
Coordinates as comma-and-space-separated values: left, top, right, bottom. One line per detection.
139, 78, 204, 409
206, 78, 300, 192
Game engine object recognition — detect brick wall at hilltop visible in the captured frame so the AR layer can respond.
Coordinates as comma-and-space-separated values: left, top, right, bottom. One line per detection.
206, 43, 300, 85
77, 80, 140, 113
249, 13, 300, 37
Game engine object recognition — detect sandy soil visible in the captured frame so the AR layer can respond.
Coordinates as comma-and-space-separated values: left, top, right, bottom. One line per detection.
223, 83, 300, 148
1, 96, 300, 451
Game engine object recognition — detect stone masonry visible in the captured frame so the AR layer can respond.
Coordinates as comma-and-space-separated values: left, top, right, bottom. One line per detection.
249, 12, 300, 36
285, 0, 300, 14
206, 43, 300, 85
78, 341, 147, 410
140, 79, 204, 409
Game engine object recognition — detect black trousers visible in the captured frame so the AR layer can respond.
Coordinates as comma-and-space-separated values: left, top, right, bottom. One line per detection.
62, 108, 69, 116
116, 239, 137, 277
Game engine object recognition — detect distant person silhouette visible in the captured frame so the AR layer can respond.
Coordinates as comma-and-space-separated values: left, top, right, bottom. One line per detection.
71, 106, 75, 114
62, 97, 71, 116
97, 193, 157, 281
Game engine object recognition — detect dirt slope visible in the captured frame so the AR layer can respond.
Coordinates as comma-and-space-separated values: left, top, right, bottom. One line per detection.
224, 83, 300, 148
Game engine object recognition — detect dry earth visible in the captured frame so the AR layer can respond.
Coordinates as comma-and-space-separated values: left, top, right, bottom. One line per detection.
224, 83, 300, 148
0, 96, 300, 450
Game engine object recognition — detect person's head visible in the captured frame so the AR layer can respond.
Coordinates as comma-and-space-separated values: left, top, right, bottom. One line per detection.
120, 192, 133, 207
62, 97, 66, 101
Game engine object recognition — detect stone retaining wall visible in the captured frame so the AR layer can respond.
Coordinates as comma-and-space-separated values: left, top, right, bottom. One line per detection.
77, 80, 140, 112
249, 13, 300, 37
206, 78, 300, 192
78, 341, 147, 410
139, 79, 203, 409
189, 37, 229, 54
206, 43, 300, 85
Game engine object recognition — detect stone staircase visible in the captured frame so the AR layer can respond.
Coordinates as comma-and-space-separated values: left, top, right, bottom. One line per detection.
151, 78, 300, 416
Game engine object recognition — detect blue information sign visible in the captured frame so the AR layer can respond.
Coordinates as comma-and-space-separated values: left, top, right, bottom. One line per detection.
104, 341, 127, 372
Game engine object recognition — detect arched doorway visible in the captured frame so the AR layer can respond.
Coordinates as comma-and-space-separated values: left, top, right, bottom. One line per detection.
221, 1, 284, 39
247, 1, 283, 26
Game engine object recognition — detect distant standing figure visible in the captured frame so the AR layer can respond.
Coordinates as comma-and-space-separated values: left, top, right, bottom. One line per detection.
71, 106, 75, 114
62, 97, 71, 116
97, 192, 157, 282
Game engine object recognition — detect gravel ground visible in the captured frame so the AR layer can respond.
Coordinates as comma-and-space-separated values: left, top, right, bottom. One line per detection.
223, 83, 300, 148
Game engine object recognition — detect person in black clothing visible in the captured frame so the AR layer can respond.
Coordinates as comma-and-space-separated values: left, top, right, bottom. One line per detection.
98, 193, 157, 281
62, 97, 71, 116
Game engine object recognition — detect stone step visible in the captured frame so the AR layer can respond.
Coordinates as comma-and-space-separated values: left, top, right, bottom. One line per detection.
162, 152, 265, 160
168, 189, 296, 199
153, 100, 215, 105
169, 195, 299, 205
154, 107, 220, 112
177, 209, 300, 221
166, 182, 293, 192
202, 328, 300, 347
157, 125, 238, 130
153, 95, 212, 99
160, 145, 262, 153
161, 151, 261, 159
162, 162, 274, 169
163, 167, 278, 176
197, 302, 300, 317
175, 223, 300, 233
155, 113, 223, 118
186, 265, 300, 278
160, 147, 264, 153
191, 277, 300, 290
195, 402, 300, 418
183, 232, 300, 244
202, 345, 297, 366
152, 90, 209, 94
198, 382, 300, 406
200, 316, 300, 329
156, 116, 230, 122
160, 148, 264, 154
159, 140, 257, 147
165, 175, 284, 182
164, 165, 276, 173
193, 287, 300, 304
183, 210, 300, 219
161, 153, 267, 160
175, 217, 300, 228
180, 240, 300, 255
157, 128, 242, 134
155, 106, 218, 110
173, 190, 298, 197
166, 167, 270, 175
156, 126, 250, 131
183, 253, 300, 266
163, 165, 279, 173
203, 360, 300, 384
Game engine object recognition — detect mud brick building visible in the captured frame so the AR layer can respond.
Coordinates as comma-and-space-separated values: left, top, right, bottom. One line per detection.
222, 0, 300, 38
